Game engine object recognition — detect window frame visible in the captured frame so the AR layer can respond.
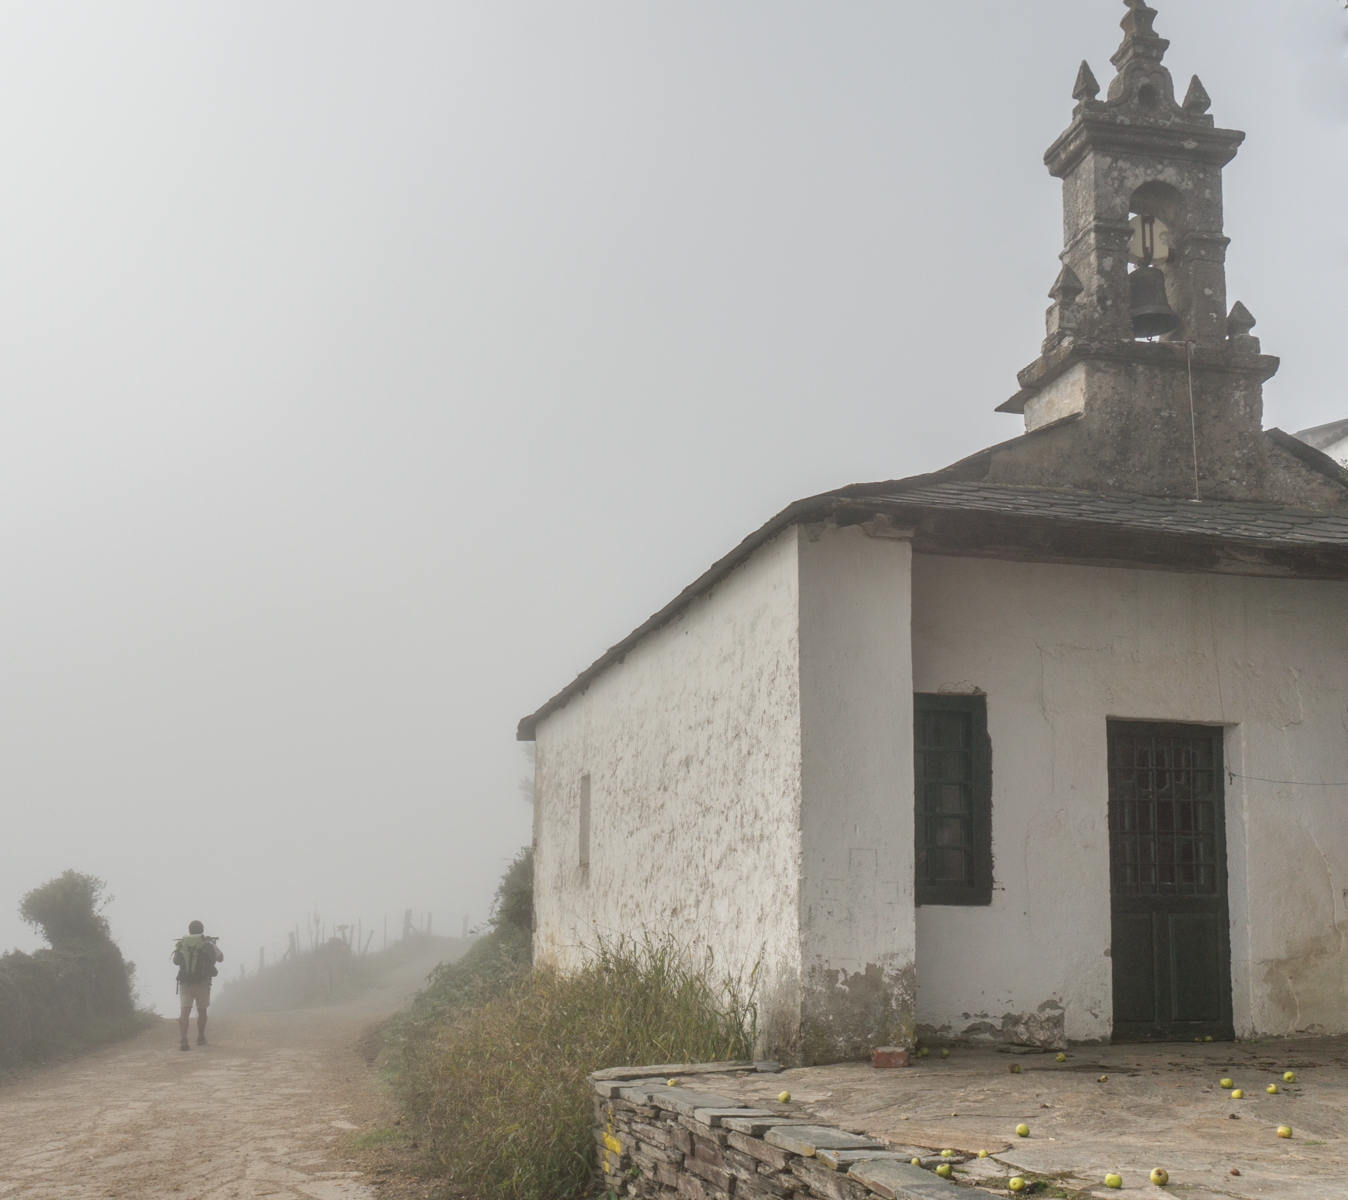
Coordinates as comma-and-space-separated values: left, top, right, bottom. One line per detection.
914, 693, 993, 907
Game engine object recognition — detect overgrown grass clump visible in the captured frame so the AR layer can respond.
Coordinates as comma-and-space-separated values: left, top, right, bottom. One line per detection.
0, 871, 152, 1068
385, 848, 758, 1200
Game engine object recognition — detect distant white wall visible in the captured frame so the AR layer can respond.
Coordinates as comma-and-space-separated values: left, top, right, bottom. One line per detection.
532, 527, 805, 1035
910, 554, 1348, 1042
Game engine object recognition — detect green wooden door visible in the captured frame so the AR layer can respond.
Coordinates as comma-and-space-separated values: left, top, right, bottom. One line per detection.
1108, 722, 1234, 1042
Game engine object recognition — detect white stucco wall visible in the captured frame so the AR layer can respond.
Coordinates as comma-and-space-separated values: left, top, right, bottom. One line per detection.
910, 554, 1348, 1042
796, 524, 916, 1053
532, 527, 806, 1028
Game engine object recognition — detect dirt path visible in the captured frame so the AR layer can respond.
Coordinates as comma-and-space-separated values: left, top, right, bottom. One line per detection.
0, 951, 447, 1200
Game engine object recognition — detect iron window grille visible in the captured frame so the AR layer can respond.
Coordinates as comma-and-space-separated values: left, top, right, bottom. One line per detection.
914, 693, 992, 906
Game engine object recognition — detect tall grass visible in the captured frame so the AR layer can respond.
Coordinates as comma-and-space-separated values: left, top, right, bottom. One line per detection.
389, 934, 758, 1200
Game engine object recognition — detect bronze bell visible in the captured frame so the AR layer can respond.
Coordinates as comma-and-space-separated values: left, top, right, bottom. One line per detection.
1128, 264, 1181, 338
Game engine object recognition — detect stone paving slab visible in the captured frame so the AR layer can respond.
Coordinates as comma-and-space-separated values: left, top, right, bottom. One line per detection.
846, 1159, 960, 1199
669, 1035, 1348, 1198
765, 1124, 887, 1155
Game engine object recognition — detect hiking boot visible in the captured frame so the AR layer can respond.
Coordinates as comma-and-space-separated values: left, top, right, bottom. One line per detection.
180, 1038, 191, 1051
196, 1034, 207, 1046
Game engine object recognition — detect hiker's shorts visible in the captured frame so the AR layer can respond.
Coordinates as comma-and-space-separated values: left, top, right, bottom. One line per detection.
179, 983, 212, 1013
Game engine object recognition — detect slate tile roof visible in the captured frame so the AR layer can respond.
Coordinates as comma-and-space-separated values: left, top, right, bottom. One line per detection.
872, 482, 1348, 545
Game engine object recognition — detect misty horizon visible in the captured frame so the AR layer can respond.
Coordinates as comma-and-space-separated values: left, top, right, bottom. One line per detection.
2, 0, 1344, 1014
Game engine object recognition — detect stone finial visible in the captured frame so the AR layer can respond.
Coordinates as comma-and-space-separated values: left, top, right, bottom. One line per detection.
1072, 61, 1101, 103
1044, 266, 1085, 350
1112, 0, 1170, 68
1227, 301, 1260, 353
1048, 265, 1085, 305
1227, 301, 1256, 337
1121, 0, 1159, 38
1182, 75, 1212, 115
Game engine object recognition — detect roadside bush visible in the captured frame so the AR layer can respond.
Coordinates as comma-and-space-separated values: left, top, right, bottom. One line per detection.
386, 847, 758, 1200
0, 871, 147, 1067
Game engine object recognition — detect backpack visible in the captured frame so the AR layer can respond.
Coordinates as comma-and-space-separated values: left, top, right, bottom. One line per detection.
173, 934, 219, 985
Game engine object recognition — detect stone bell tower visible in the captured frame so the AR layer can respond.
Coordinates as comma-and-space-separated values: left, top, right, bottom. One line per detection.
990, 1, 1344, 508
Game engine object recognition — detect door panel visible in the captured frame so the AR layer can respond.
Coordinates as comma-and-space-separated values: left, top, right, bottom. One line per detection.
1169, 913, 1223, 1023
1108, 722, 1233, 1041
1111, 912, 1156, 1025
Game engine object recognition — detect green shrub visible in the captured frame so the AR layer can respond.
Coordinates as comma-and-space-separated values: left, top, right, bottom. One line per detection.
0, 871, 145, 1067
389, 930, 757, 1200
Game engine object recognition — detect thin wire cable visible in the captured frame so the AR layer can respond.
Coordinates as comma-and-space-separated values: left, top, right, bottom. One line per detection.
1227, 769, 1348, 788
1187, 340, 1201, 501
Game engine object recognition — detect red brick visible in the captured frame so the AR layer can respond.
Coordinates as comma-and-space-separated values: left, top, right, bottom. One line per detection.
870, 1047, 909, 1069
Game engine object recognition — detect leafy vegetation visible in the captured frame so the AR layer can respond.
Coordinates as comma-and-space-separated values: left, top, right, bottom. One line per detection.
384, 846, 758, 1200
0, 871, 151, 1067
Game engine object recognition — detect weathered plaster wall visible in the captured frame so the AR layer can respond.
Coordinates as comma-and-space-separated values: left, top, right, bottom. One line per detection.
910, 554, 1348, 1043
796, 525, 916, 1062
532, 527, 805, 1047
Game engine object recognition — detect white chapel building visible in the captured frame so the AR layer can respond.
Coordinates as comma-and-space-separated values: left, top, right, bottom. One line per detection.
518, 2, 1348, 1063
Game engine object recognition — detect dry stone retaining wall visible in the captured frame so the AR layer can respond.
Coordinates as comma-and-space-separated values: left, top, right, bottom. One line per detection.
589, 1062, 969, 1200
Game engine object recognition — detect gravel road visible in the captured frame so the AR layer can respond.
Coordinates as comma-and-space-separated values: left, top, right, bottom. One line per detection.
0, 949, 449, 1200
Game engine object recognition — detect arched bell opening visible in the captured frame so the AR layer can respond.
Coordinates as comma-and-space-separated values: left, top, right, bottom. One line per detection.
1127, 182, 1184, 340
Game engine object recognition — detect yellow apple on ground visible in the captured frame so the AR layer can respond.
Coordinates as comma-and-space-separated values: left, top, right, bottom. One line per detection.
978, 1150, 988, 1158
1056, 1052, 1066, 1062
940, 1047, 949, 1058
1220, 1078, 1233, 1089
1150, 1167, 1169, 1185
667, 1079, 678, 1087
778, 1091, 791, 1103
1105, 1173, 1123, 1189
941, 1149, 954, 1157
1283, 1071, 1296, 1083
1277, 1125, 1292, 1138
1009, 1063, 1021, 1074
1267, 1084, 1279, 1094
936, 1164, 953, 1178
1008, 1178, 1026, 1193
910, 1158, 921, 1166
1015, 1123, 1030, 1137
1099, 1075, 1109, 1083
1231, 1088, 1244, 1098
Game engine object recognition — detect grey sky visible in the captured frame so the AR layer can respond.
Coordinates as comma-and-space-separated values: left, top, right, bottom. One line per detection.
1, 1, 1343, 1010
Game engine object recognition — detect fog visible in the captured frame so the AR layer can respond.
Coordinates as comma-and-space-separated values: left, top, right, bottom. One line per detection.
0, 1, 1343, 1012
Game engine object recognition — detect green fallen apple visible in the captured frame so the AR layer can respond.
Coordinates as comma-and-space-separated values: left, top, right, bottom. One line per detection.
1150, 1166, 1169, 1185
778, 1091, 791, 1103
1205, 1035, 1214, 1042
978, 1149, 988, 1158
936, 1164, 953, 1178
1055, 1051, 1066, 1062
910, 1157, 921, 1166
918, 1046, 930, 1057
1277, 1125, 1292, 1138
1015, 1123, 1030, 1137
1105, 1173, 1123, 1189
1009, 1062, 1021, 1074
667, 1079, 679, 1087
941, 1149, 955, 1157
1231, 1088, 1244, 1099
1220, 1078, 1234, 1089
940, 1047, 950, 1059
1099, 1074, 1109, 1083
1008, 1178, 1026, 1193
1283, 1071, 1296, 1083
1267, 1084, 1279, 1094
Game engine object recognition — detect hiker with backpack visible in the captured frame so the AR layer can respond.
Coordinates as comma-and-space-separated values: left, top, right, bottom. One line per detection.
173, 920, 224, 1050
